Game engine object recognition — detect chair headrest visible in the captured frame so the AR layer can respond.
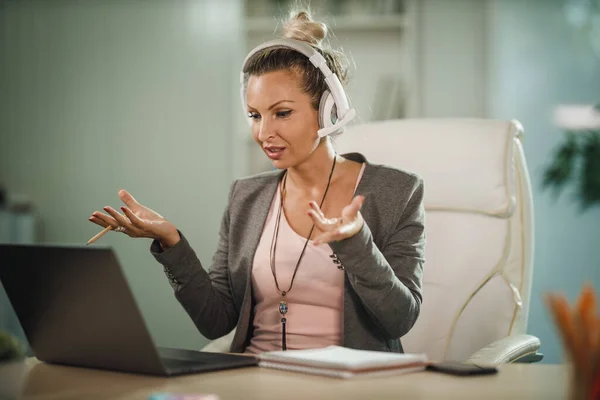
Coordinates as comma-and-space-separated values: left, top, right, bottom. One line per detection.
335, 119, 523, 218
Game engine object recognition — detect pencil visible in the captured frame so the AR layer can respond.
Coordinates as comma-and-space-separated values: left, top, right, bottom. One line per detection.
87, 225, 112, 245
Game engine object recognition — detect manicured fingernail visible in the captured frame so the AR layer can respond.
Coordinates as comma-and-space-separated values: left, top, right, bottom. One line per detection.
120, 207, 126, 212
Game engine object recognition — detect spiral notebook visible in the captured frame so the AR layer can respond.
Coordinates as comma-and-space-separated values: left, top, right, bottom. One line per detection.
258, 346, 428, 379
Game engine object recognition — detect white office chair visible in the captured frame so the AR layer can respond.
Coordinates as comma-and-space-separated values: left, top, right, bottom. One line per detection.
202, 119, 542, 365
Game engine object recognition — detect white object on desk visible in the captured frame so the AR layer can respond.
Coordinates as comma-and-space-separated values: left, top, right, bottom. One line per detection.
258, 345, 428, 379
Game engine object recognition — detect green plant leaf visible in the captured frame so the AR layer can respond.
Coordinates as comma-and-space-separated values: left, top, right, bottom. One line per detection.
0, 330, 25, 362
542, 132, 579, 198
577, 131, 600, 210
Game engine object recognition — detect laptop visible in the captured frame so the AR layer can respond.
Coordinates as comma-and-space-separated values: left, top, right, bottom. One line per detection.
0, 243, 258, 376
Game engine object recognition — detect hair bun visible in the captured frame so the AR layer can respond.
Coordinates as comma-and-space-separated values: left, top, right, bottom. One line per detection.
282, 10, 327, 47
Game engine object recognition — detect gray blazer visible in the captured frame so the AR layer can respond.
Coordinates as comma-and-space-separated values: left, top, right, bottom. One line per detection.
150, 152, 425, 353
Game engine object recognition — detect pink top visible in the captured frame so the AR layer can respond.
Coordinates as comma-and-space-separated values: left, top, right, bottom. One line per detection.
244, 163, 366, 354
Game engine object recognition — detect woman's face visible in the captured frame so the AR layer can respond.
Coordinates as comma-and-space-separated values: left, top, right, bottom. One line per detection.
246, 69, 321, 169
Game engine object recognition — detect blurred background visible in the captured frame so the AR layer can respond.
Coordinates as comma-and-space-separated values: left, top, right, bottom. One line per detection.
0, 0, 599, 364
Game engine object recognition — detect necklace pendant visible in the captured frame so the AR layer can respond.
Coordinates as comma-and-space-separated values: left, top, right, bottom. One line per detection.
279, 300, 288, 315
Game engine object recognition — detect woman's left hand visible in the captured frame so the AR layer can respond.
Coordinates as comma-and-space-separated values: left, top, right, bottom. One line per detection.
308, 195, 365, 245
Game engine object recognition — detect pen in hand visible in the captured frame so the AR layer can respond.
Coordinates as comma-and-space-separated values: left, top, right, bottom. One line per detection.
86, 225, 113, 245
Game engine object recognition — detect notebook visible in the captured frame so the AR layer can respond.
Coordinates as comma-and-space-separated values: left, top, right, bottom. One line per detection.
258, 346, 428, 379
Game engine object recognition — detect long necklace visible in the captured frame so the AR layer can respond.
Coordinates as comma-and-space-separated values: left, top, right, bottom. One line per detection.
269, 156, 337, 350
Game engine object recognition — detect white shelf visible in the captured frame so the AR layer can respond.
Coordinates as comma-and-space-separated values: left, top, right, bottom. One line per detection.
245, 15, 408, 34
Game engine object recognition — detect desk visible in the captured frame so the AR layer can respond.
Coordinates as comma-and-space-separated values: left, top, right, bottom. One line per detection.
21, 359, 569, 400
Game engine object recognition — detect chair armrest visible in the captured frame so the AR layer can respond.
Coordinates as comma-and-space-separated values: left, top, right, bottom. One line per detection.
465, 334, 541, 365
200, 330, 236, 353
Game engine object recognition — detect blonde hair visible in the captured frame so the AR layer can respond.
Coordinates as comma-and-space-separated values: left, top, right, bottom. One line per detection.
243, 8, 351, 110
282, 10, 327, 46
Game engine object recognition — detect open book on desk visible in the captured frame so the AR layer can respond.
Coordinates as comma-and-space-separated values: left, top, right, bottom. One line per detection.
258, 346, 428, 379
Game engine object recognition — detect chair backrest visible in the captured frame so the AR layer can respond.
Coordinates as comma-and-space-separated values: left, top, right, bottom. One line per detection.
334, 119, 534, 362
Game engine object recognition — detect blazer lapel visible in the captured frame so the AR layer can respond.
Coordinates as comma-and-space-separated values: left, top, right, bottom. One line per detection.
234, 170, 284, 310
229, 170, 283, 352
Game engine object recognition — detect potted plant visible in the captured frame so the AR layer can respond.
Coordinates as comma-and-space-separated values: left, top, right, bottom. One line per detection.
0, 330, 27, 399
543, 104, 600, 210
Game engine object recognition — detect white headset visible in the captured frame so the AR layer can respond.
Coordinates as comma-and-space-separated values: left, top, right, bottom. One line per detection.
240, 38, 356, 138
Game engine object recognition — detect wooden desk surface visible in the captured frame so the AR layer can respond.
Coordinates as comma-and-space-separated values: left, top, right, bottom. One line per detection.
21, 358, 570, 400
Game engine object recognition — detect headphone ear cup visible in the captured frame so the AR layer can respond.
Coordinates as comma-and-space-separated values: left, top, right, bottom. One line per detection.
318, 91, 338, 130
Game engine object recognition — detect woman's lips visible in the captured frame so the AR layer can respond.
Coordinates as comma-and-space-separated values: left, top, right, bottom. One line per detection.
264, 146, 286, 160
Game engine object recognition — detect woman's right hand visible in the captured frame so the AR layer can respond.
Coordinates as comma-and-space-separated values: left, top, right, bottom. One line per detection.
89, 189, 180, 248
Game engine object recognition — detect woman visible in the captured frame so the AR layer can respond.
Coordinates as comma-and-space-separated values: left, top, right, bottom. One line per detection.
89, 10, 425, 354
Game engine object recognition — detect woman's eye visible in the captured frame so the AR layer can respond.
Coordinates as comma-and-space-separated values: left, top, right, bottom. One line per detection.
276, 110, 292, 118
248, 112, 260, 120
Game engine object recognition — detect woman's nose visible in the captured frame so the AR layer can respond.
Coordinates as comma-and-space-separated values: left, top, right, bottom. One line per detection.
257, 119, 274, 142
